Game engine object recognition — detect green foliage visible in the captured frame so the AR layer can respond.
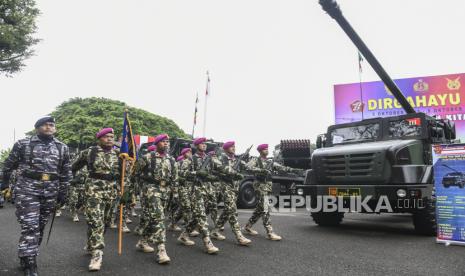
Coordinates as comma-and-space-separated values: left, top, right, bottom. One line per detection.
39, 97, 188, 150
0, 0, 40, 75
0, 148, 11, 168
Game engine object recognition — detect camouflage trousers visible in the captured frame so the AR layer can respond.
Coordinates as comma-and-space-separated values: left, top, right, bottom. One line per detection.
247, 188, 272, 231
216, 182, 241, 234
85, 196, 115, 251
172, 185, 192, 225
135, 188, 149, 235
185, 184, 211, 238
15, 193, 56, 257
143, 185, 169, 245
68, 184, 85, 215
204, 182, 221, 226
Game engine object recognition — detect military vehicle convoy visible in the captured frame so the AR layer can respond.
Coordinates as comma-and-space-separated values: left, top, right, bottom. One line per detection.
296, 0, 457, 235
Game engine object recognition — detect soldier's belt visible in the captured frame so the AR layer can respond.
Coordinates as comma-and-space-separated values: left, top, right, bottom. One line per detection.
88, 172, 115, 181
23, 171, 58, 182
145, 180, 168, 187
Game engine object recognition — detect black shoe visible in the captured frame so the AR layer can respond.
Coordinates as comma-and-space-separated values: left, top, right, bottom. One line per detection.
24, 256, 38, 276
19, 257, 26, 271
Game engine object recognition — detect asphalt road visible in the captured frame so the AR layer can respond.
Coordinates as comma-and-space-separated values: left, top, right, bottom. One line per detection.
1, 203, 464, 276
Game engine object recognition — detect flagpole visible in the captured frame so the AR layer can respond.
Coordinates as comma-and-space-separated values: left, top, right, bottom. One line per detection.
202, 71, 209, 137
118, 157, 126, 255
192, 92, 199, 138
358, 52, 364, 120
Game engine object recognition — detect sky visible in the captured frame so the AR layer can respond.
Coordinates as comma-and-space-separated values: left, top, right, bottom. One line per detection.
1, 0, 465, 152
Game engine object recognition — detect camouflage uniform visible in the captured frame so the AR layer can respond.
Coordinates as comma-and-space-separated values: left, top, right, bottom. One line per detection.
2, 135, 71, 258
214, 153, 258, 238
69, 166, 88, 216
134, 151, 177, 245
170, 159, 191, 226
246, 157, 293, 232
72, 146, 121, 252
181, 153, 211, 238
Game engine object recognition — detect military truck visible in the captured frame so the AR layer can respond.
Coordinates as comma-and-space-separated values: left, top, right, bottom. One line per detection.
298, 0, 456, 235
441, 164, 465, 189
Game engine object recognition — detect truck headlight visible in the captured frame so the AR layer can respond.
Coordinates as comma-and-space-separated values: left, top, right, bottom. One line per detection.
397, 189, 407, 198
297, 188, 304, 195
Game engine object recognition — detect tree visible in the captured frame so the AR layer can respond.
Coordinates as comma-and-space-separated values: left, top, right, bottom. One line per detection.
0, 0, 40, 75
30, 97, 189, 150
0, 148, 11, 169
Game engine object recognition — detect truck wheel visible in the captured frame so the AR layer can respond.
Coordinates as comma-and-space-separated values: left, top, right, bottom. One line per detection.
311, 211, 344, 226
412, 198, 436, 236
237, 180, 257, 209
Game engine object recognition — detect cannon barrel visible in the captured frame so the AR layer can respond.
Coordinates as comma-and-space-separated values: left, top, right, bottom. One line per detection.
319, 0, 416, 114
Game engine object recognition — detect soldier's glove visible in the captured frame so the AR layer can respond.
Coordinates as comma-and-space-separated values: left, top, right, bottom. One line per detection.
2, 188, 12, 201
119, 190, 131, 205
57, 192, 67, 207
196, 169, 208, 178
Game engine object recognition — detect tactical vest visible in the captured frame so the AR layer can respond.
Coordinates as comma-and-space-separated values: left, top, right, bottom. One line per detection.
143, 152, 175, 182
86, 146, 120, 174
23, 137, 64, 173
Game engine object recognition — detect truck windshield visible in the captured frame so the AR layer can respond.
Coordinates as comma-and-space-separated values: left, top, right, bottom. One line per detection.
330, 123, 380, 145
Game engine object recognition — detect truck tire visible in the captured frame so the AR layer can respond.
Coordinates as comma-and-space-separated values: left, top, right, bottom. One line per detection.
311, 211, 344, 226
237, 180, 258, 209
412, 198, 436, 236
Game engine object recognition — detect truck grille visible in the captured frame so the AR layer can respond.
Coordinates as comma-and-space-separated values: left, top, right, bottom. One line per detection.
322, 153, 376, 177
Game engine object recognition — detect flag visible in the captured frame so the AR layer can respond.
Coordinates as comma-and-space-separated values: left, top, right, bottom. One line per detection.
120, 111, 137, 160
358, 51, 364, 73
205, 71, 210, 96
194, 93, 199, 125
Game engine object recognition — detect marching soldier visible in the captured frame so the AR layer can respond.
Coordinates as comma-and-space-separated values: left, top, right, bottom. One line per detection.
133, 144, 156, 236
72, 128, 125, 271
211, 141, 256, 245
168, 151, 190, 230
133, 134, 177, 264
1, 116, 72, 276
176, 138, 219, 254
244, 144, 301, 240
68, 166, 88, 222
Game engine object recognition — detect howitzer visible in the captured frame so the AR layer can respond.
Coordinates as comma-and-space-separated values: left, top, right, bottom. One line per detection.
319, 0, 415, 114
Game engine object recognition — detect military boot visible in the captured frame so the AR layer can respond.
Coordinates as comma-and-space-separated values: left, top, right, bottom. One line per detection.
136, 239, 155, 253
244, 223, 258, 236
131, 209, 138, 217
156, 244, 171, 264
266, 226, 282, 241
23, 256, 38, 276
177, 231, 195, 246
19, 257, 26, 270
88, 250, 103, 271
189, 229, 200, 237
168, 223, 182, 232
72, 213, 79, 222
235, 232, 252, 246
55, 210, 62, 217
210, 228, 226, 240
122, 224, 131, 233
203, 237, 219, 254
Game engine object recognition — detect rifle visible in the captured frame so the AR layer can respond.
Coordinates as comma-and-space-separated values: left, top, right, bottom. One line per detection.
233, 145, 253, 172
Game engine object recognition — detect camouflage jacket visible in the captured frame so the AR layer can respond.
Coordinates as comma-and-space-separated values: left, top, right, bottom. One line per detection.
133, 151, 178, 187
71, 166, 88, 188
2, 135, 72, 197
218, 153, 259, 183
247, 156, 293, 189
72, 145, 121, 198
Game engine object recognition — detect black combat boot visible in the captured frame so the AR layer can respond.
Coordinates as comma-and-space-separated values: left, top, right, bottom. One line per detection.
24, 256, 38, 276
19, 257, 26, 270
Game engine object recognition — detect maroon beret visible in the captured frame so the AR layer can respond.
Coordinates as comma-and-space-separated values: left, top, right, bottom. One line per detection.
154, 134, 169, 145
193, 137, 207, 145
180, 148, 192, 155
176, 156, 184, 162
257, 144, 269, 152
208, 150, 216, 156
96, 128, 114, 139
147, 145, 157, 152
223, 141, 235, 150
